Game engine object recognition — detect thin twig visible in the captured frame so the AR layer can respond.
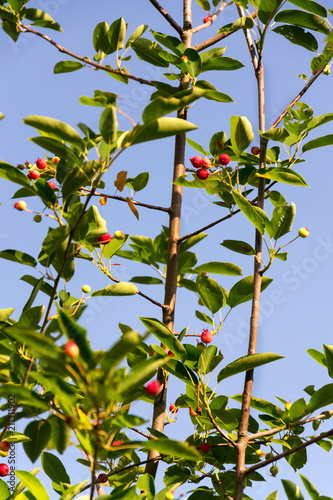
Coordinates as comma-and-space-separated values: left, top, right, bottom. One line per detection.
208, 412, 237, 448
191, 3, 228, 34
245, 427, 333, 475
193, 10, 258, 52
130, 427, 155, 439
249, 409, 333, 442
148, 0, 183, 34
80, 187, 171, 213
18, 23, 154, 86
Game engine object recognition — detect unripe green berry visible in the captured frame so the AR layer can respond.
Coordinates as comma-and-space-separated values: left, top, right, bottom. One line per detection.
81, 284, 91, 293
270, 465, 279, 476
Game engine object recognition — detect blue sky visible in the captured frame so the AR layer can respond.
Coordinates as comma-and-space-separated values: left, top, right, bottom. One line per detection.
1, 1, 333, 498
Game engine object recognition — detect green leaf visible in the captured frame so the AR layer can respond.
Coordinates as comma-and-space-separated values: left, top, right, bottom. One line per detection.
195, 0, 210, 10
217, 16, 254, 33
15, 470, 50, 500
299, 473, 319, 497
23, 420, 51, 463
288, 0, 327, 17
132, 38, 170, 67
139, 317, 186, 359
119, 356, 168, 393
196, 274, 226, 313
126, 24, 149, 48
54, 61, 84, 74
142, 88, 206, 123
41, 451, 70, 484
29, 136, 81, 164
91, 283, 138, 296
106, 17, 126, 53
0, 249, 37, 267
266, 203, 296, 240
0, 162, 30, 187
202, 57, 244, 72
228, 276, 273, 308
23, 116, 84, 150
0, 479, 10, 499
232, 189, 266, 234
92, 21, 109, 51
0, 308, 15, 321
130, 276, 163, 285
118, 117, 198, 147
220, 239, 255, 255
112, 414, 147, 429
186, 138, 209, 156
142, 439, 201, 461
302, 134, 333, 152
323, 345, 333, 378
24, 8, 61, 31
0, 385, 48, 410
126, 172, 149, 191
217, 353, 284, 382
307, 383, 333, 412
256, 168, 308, 187
261, 127, 290, 142
151, 31, 186, 55
99, 106, 117, 144
181, 48, 202, 78
230, 116, 254, 155
195, 310, 213, 325
306, 113, 333, 132
281, 479, 304, 500
180, 233, 208, 252
265, 491, 278, 500
194, 261, 242, 276
137, 473, 155, 496
274, 10, 329, 34
258, 0, 284, 24
273, 25, 318, 52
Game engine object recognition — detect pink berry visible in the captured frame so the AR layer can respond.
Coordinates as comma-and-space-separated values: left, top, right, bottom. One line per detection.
27, 170, 40, 180
52, 156, 60, 164
0, 464, 9, 477
112, 440, 124, 446
203, 16, 211, 23
145, 380, 161, 395
169, 404, 178, 413
64, 340, 80, 358
190, 156, 203, 168
200, 158, 211, 168
47, 181, 56, 190
97, 473, 108, 483
0, 442, 10, 452
218, 154, 230, 165
98, 233, 112, 245
13, 200, 27, 211
251, 146, 260, 155
201, 329, 213, 344
200, 442, 211, 452
35, 158, 47, 170
196, 168, 209, 180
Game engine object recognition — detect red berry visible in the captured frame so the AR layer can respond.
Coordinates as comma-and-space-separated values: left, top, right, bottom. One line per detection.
196, 406, 202, 414
35, 158, 47, 170
0, 464, 9, 477
13, 200, 27, 211
200, 158, 211, 168
145, 380, 161, 395
201, 329, 213, 344
112, 440, 124, 446
189, 156, 203, 168
27, 170, 40, 180
218, 154, 230, 165
167, 350, 175, 356
251, 146, 260, 155
97, 473, 108, 483
47, 181, 56, 190
200, 442, 211, 452
189, 407, 197, 417
197, 168, 209, 180
203, 16, 211, 23
0, 442, 10, 452
64, 339, 80, 358
169, 404, 178, 413
98, 233, 112, 245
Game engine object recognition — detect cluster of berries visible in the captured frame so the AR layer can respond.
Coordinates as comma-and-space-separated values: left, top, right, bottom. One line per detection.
190, 153, 231, 180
